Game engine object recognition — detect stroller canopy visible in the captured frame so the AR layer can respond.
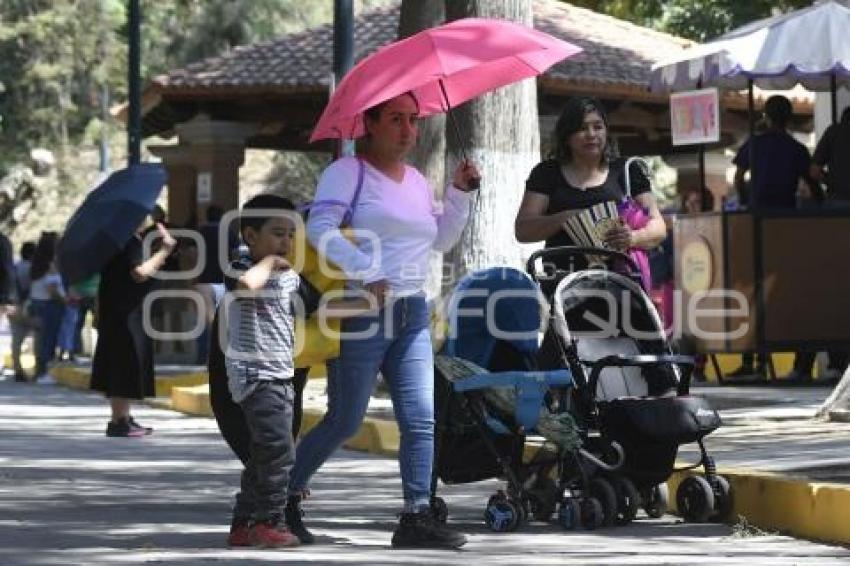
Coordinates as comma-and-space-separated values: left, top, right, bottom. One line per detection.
553, 270, 663, 342
443, 267, 544, 367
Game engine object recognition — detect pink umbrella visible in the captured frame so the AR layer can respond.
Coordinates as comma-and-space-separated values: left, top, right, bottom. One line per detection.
310, 17, 582, 143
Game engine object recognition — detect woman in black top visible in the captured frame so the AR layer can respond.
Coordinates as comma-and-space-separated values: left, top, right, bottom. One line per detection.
515, 96, 666, 272
91, 219, 175, 437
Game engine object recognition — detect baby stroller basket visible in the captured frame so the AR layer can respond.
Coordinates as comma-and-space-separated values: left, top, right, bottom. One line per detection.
598, 395, 721, 446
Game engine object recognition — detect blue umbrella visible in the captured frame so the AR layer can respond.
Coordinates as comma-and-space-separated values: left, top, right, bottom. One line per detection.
58, 163, 167, 285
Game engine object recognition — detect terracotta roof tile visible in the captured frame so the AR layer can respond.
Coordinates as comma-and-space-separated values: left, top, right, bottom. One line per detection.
152, 1, 693, 95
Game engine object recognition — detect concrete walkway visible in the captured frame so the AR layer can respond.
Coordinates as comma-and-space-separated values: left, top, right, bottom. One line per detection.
2, 377, 850, 565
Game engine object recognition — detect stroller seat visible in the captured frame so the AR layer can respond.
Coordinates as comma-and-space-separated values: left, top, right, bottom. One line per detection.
576, 336, 648, 401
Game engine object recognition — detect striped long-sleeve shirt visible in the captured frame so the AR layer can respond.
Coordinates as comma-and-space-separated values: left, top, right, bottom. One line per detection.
222, 255, 320, 403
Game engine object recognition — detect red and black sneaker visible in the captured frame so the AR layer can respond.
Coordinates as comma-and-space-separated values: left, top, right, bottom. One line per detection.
249, 521, 300, 548
227, 520, 253, 547
128, 417, 153, 435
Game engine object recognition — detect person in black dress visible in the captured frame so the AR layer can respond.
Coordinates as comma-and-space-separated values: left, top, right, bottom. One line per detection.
515, 96, 666, 274
90, 220, 176, 437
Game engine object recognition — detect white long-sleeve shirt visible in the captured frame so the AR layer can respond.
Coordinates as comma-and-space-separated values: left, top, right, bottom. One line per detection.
306, 156, 472, 296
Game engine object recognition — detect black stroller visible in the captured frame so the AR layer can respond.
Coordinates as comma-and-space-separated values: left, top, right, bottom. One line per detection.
430, 266, 627, 532
531, 246, 731, 524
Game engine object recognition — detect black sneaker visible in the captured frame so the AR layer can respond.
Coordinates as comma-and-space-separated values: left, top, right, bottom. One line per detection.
284, 495, 315, 544
391, 509, 467, 549
106, 419, 147, 438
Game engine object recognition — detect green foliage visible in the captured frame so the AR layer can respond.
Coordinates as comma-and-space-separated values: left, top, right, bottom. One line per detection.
0, 0, 125, 167
565, 0, 812, 41
0, 0, 392, 170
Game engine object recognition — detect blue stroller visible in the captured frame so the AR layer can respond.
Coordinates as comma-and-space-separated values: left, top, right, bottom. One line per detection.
430, 267, 624, 532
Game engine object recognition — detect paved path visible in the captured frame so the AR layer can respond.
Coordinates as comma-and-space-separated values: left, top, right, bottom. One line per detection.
2, 377, 849, 565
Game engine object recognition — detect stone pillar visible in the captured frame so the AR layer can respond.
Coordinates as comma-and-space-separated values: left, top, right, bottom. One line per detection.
149, 114, 255, 227
147, 115, 255, 364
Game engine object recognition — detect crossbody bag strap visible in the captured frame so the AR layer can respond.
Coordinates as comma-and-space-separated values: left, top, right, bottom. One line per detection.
340, 157, 366, 227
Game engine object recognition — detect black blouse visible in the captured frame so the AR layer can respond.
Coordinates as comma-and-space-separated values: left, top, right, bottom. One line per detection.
524, 158, 651, 269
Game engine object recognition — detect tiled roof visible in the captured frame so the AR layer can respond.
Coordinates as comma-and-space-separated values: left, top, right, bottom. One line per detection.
151, 1, 694, 97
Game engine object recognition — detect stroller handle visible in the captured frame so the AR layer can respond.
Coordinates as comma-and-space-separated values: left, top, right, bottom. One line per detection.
525, 245, 641, 280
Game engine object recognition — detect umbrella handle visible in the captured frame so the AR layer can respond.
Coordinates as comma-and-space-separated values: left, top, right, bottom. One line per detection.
440, 80, 481, 191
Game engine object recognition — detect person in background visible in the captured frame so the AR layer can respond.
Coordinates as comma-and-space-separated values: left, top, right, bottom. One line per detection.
195, 204, 239, 364
0, 233, 15, 309
777, 106, 850, 382
27, 232, 66, 383
811, 106, 850, 209
9, 241, 35, 382
90, 217, 176, 437
70, 274, 99, 358
728, 95, 819, 379
732, 94, 821, 210
650, 189, 713, 380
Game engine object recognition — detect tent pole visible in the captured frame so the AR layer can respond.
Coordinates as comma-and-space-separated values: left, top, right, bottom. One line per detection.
747, 79, 755, 210
696, 79, 707, 211
831, 74, 838, 124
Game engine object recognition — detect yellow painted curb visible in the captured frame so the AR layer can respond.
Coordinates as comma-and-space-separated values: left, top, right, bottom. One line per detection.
154, 372, 208, 397
47, 365, 208, 397
171, 384, 213, 417
52, 365, 92, 390
2, 352, 35, 370
669, 468, 850, 545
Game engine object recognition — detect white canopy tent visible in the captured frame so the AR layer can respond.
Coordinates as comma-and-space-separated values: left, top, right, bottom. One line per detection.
650, 0, 850, 123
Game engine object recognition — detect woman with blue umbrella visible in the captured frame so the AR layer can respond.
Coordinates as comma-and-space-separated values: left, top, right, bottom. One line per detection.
90, 216, 176, 438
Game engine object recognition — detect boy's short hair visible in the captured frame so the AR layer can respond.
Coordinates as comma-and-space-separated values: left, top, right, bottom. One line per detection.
764, 95, 792, 127
240, 194, 296, 237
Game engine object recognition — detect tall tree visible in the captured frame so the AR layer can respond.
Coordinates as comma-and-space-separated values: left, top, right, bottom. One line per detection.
443, 0, 540, 288
398, 0, 447, 298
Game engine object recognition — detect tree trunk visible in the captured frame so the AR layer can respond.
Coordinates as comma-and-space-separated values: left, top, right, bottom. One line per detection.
816, 368, 850, 420
398, 0, 447, 299
443, 0, 540, 293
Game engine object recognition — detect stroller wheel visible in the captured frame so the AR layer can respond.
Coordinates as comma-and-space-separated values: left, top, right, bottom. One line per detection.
611, 476, 640, 525
484, 493, 521, 532
430, 496, 448, 524
643, 483, 669, 519
676, 476, 715, 523
589, 478, 618, 527
580, 496, 605, 530
710, 475, 733, 522
558, 497, 582, 530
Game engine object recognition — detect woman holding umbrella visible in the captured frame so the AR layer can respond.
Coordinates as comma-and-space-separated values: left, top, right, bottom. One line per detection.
90, 217, 176, 437
285, 92, 479, 549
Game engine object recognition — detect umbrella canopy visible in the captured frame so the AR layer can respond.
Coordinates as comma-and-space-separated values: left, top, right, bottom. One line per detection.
310, 17, 582, 141
58, 163, 166, 285
650, 0, 850, 93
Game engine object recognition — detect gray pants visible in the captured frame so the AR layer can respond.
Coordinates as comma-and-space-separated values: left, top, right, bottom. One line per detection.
237, 380, 295, 522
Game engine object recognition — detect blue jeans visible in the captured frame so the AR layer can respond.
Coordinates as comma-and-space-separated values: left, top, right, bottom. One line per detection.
289, 293, 434, 509
29, 299, 65, 375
